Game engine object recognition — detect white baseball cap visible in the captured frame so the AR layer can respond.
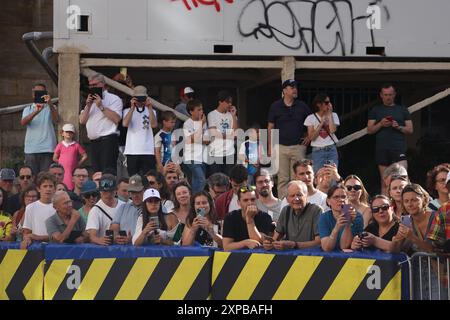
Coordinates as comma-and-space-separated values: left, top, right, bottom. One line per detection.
143, 188, 161, 201
183, 87, 194, 95
62, 123, 75, 133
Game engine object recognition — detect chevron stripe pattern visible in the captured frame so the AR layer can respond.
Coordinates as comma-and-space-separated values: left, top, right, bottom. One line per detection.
0, 249, 44, 300
211, 252, 401, 300
44, 256, 212, 300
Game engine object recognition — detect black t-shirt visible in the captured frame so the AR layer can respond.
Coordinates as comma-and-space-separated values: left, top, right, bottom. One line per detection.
267, 99, 312, 146
222, 210, 273, 242
5, 193, 20, 215
368, 104, 411, 150
365, 221, 399, 241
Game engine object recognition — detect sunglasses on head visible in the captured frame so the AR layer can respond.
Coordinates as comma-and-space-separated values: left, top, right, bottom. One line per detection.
371, 204, 390, 214
100, 179, 114, 189
240, 185, 256, 193
346, 185, 362, 192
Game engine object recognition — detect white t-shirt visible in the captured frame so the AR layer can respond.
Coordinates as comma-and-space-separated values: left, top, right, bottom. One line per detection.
304, 113, 340, 147
84, 90, 123, 140
228, 193, 240, 213
162, 200, 175, 214
207, 110, 235, 157
308, 190, 329, 211
86, 199, 124, 237
183, 118, 208, 163
23, 200, 56, 236
132, 215, 169, 245
123, 107, 157, 155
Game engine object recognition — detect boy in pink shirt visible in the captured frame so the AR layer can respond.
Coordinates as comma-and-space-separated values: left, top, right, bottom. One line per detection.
53, 123, 88, 190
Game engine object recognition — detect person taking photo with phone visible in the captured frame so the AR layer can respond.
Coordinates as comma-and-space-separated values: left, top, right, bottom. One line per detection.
133, 188, 179, 246
351, 195, 399, 252
367, 84, 413, 194
21, 83, 58, 175
319, 185, 364, 252
182, 191, 223, 247
304, 93, 340, 173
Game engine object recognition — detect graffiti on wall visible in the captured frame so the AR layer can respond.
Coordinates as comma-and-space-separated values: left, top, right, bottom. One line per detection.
173, 0, 390, 56
237, 0, 390, 55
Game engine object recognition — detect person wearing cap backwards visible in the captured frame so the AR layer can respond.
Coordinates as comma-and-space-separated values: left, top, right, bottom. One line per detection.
79, 73, 123, 175
174, 86, 195, 129
427, 171, 450, 252
85, 174, 125, 245
122, 85, 158, 176
267, 79, 312, 199
53, 123, 88, 190
133, 188, 180, 246
110, 174, 146, 243
21, 83, 58, 175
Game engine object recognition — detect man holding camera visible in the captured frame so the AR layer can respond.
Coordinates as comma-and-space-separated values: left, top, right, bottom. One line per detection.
79, 73, 123, 176
21, 83, 58, 175
122, 85, 158, 176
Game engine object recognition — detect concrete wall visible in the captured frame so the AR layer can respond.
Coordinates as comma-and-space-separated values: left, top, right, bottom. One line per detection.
0, 0, 55, 167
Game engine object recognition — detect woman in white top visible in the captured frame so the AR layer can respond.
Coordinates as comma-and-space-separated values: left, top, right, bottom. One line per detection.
133, 189, 180, 246
304, 93, 340, 173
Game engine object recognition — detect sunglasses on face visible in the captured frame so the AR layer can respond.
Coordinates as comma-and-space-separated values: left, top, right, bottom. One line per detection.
371, 204, 390, 214
20, 175, 32, 180
346, 185, 362, 192
83, 192, 99, 198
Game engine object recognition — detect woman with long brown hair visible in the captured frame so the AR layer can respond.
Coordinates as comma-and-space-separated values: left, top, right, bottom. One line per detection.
10, 186, 39, 242
182, 191, 223, 247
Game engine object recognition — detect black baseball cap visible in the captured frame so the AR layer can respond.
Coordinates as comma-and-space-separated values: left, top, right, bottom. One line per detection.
282, 79, 298, 89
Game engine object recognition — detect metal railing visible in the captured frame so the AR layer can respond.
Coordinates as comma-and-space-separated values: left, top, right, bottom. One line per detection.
409, 252, 450, 300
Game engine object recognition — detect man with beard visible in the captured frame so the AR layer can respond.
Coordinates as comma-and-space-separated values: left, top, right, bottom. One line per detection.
254, 169, 284, 223
263, 180, 322, 250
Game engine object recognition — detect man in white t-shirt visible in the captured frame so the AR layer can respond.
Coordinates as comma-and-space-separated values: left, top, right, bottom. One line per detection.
207, 90, 238, 176
183, 99, 209, 193
292, 159, 329, 211
21, 172, 57, 248
79, 73, 123, 175
122, 85, 158, 176
86, 174, 124, 245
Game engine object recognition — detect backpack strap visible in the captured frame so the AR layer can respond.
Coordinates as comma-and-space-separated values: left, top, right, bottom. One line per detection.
313, 113, 338, 146
94, 205, 113, 221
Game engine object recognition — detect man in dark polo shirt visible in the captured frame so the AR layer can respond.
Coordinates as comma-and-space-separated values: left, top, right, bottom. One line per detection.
267, 79, 312, 199
367, 84, 413, 194
45, 191, 88, 244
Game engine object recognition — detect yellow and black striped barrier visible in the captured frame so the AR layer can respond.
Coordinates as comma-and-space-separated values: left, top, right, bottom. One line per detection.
211, 251, 401, 300
0, 249, 44, 300
44, 256, 212, 300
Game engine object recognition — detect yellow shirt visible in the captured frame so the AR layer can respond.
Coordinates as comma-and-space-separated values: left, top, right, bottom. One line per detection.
0, 212, 12, 239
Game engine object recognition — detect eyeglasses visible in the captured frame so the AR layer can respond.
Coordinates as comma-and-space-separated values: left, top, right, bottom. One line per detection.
83, 192, 99, 198
256, 179, 271, 185
331, 195, 347, 200
346, 185, 362, 192
240, 185, 256, 193
20, 175, 32, 180
74, 174, 88, 178
371, 204, 390, 214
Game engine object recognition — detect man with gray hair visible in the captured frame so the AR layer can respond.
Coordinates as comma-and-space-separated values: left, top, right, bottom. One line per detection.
207, 172, 230, 200
263, 180, 322, 250
382, 162, 408, 196
45, 191, 88, 243
79, 73, 123, 175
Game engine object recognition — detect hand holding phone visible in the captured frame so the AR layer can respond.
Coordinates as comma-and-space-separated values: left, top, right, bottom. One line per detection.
341, 204, 352, 222
386, 116, 394, 122
401, 215, 412, 228
34, 90, 47, 104
119, 230, 127, 237
196, 208, 206, 217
